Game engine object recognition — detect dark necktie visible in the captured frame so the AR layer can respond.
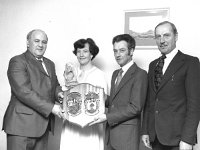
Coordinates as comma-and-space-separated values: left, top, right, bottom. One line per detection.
115, 68, 123, 91
154, 54, 166, 90
37, 58, 49, 75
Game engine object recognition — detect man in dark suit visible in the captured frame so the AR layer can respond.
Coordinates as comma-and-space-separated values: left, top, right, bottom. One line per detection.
2, 29, 64, 150
142, 21, 200, 150
90, 34, 148, 150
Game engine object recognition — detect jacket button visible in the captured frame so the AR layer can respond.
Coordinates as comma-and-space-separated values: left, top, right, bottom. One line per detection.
155, 110, 159, 114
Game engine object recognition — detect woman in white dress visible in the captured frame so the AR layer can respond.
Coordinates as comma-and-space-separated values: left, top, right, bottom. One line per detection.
60, 38, 108, 150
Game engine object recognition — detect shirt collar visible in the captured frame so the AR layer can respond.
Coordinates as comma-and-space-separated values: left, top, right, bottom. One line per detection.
162, 48, 178, 74
165, 48, 178, 60
36, 57, 44, 61
121, 60, 133, 75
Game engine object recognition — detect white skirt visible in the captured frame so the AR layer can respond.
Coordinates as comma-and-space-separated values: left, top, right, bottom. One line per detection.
59, 121, 104, 150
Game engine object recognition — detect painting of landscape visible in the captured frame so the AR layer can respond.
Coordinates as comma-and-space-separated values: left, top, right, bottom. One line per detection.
125, 8, 169, 49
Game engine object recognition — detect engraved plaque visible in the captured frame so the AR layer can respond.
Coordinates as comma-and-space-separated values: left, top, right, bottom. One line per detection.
63, 83, 105, 127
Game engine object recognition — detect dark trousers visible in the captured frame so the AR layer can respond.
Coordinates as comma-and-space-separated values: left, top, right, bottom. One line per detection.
106, 142, 116, 150
152, 137, 179, 150
7, 130, 49, 150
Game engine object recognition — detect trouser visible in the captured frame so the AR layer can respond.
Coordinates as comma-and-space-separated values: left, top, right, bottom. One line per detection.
152, 136, 179, 150
7, 130, 49, 150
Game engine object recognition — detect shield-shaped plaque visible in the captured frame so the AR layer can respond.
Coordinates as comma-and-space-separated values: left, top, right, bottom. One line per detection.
63, 83, 105, 127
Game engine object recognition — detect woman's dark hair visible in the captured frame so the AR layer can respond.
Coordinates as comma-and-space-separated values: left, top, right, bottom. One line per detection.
73, 38, 99, 60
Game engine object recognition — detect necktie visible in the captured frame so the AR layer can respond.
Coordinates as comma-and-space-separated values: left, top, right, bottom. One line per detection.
154, 54, 166, 90
37, 58, 49, 75
115, 68, 123, 91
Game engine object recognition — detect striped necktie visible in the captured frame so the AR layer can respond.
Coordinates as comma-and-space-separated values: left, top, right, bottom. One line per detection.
115, 68, 123, 91
37, 58, 49, 75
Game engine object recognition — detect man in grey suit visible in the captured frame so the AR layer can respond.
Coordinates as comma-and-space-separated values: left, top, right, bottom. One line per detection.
3, 29, 64, 150
142, 21, 200, 150
90, 34, 148, 150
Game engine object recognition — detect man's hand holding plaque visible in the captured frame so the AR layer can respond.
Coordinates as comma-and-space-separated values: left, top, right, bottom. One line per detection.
88, 113, 107, 126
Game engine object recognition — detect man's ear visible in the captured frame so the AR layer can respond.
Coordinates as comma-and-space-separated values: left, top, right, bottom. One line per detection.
175, 33, 178, 42
27, 40, 29, 47
129, 48, 134, 56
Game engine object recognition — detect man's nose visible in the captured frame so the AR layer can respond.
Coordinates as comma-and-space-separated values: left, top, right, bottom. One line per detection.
38, 41, 43, 47
115, 51, 120, 57
160, 36, 165, 43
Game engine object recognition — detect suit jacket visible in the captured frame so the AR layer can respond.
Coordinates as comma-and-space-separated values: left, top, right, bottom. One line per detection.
106, 63, 148, 150
142, 50, 200, 146
3, 50, 62, 137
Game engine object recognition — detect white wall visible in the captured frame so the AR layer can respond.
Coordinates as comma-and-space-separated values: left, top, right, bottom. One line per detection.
0, 0, 199, 150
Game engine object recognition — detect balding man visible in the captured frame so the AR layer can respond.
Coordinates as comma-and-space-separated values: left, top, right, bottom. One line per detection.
3, 29, 64, 150
142, 21, 200, 150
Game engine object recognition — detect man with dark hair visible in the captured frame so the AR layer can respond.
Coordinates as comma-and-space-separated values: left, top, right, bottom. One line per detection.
142, 21, 200, 150
3, 29, 64, 150
90, 34, 148, 150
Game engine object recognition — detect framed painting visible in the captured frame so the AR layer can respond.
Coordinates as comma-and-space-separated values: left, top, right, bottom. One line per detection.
125, 8, 170, 49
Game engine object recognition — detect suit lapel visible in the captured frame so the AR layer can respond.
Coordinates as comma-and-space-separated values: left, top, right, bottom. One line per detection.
24, 51, 50, 77
111, 63, 137, 101
157, 51, 185, 92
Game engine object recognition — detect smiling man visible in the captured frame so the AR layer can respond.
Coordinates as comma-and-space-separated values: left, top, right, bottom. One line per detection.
142, 21, 200, 150
2, 29, 64, 150
90, 34, 148, 150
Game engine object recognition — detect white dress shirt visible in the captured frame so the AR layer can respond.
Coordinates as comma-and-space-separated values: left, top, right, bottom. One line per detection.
163, 48, 178, 74
115, 60, 134, 84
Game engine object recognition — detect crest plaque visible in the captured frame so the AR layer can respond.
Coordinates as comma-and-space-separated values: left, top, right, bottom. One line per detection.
63, 83, 105, 127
